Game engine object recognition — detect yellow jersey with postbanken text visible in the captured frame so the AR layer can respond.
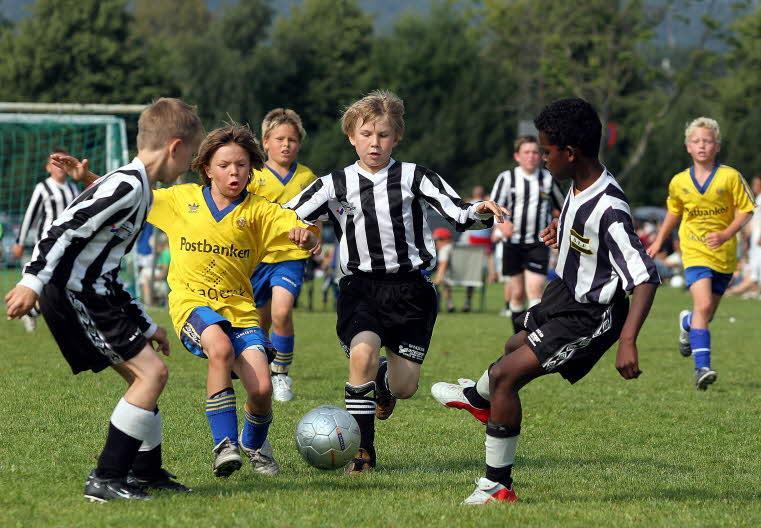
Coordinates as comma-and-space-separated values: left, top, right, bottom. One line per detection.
666, 164, 754, 273
248, 162, 317, 263
148, 184, 310, 334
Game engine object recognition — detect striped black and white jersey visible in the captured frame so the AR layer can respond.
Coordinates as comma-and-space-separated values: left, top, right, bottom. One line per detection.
286, 159, 494, 275
15, 177, 80, 246
490, 166, 563, 244
555, 170, 660, 305
18, 158, 156, 334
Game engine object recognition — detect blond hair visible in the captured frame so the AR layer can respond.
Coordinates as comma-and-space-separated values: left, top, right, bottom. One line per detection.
137, 97, 204, 151
684, 117, 721, 146
261, 108, 306, 142
341, 90, 405, 140
191, 123, 265, 187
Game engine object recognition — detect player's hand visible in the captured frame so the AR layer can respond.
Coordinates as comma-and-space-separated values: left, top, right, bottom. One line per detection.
309, 241, 322, 256
540, 218, 559, 248
149, 326, 171, 356
11, 244, 24, 260
646, 240, 661, 258
4, 285, 39, 320
50, 153, 89, 181
615, 340, 642, 380
475, 200, 509, 223
289, 227, 318, 251
705, 231, 728, 249
497, 220, 514, 239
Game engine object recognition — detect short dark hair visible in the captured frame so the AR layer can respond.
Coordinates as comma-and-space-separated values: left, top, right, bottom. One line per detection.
534, 98, 601, 157
192, 123, 265, 187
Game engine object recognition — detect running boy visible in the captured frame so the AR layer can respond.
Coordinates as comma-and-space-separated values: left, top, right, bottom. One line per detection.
148, 124, 318, 478
5, 98, 204, 502
248, 108, 318, 402
431, 98, 660, 504
286, 90, 507, 474
491, 136, 564, 332
647, 117, 754, 390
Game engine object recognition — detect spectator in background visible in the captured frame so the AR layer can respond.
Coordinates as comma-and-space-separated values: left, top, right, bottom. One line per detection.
432, 227, 455, 313
461, 185, 494, 312
727, 175, 761, 297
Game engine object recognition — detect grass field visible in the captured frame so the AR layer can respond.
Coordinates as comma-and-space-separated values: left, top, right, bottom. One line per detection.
1, 283, 760, 527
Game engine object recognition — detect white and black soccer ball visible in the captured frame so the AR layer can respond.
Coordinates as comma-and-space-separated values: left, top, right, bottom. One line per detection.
295, 405, 360, 470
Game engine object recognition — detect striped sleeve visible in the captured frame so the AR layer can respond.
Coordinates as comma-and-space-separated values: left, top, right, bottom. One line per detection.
414, 166, 494, 231
285, 175, 334, 222
490, 170, 511, 209
19, 176, 140, 295
15, 183, 45, 245
602, 206, 660, 292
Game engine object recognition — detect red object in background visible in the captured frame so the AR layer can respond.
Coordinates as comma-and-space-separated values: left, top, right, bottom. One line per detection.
432, 227, 452, 240
606, 122, 618, 147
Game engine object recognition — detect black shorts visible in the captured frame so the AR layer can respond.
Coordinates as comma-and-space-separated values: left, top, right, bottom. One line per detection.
336, 272, 438, 364
39, 283, 148, 374
522, 279, 628, 384
503, 242, 549, 276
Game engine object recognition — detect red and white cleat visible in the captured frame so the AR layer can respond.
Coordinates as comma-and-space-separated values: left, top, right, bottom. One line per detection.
430, 378, 490, 424
462, 477, 518, 505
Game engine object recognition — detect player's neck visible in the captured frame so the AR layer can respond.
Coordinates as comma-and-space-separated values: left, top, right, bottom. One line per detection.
209, 185, 237, 209
138, 150, 169, 185
266, 159, 294, 177
571, 159, 605, 194
692, 159, 716, 179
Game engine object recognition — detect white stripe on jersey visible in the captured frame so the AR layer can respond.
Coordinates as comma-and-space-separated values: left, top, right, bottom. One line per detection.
16, 177, 79, 245
555, 169, 659, 304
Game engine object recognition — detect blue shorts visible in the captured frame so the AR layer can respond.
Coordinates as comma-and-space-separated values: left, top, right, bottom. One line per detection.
251, 260, 306, 308
684, 266, 733, 295
180, 306, 274, 361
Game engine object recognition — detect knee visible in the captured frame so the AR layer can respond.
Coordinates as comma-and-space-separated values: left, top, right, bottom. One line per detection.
144, 359, 168, 389
206, 343, 235, 366
249, 381, 272, 402
271, 307, 292, 330
390, 381, 418, 400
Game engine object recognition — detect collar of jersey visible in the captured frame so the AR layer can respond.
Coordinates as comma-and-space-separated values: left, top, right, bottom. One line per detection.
570, 168, 611, 202
689, 162, 719, 195
202, 185, 248, 222
265, 162, 298, 186
354, 158, 396, 178
514, 166, 541, 179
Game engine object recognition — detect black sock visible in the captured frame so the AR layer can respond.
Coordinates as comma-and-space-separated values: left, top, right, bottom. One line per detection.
375, 357, 389, 395
96, 423, 142, 479
485, 463, 513, 488
511, 310, 526, 333
132, 444, 163, 480
463, 386, 491, 409
345, 381, 376, 457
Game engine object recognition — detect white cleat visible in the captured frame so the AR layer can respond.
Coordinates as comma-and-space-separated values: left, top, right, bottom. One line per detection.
462, 477, 518, 505
272, 374, 294, 402
239, 435, 280, 476
430, 378, 490, 424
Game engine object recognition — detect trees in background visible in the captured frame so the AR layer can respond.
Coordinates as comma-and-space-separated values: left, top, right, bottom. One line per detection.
0, 0, 755, 203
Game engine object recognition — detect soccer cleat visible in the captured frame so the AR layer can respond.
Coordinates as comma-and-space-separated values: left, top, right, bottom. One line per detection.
375, 357, 396, 420
212, 437, 242, 478
83, 469, 151, 502
695, 367, 717, 391
20, 314, 37, 333
238, 434, 280, 476
678, 310, 692, 357
431, 378, 490, 425
344, 448, 376, 475
462, 477, 518, 505
126, 468, 192, 493
271, 374, 294, 402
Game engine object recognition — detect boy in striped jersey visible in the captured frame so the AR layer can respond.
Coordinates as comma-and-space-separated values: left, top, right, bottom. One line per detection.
432, 98, 660, 504
248, 109, 318, 402
286, 90, 507, 474
5, 98, 204, 502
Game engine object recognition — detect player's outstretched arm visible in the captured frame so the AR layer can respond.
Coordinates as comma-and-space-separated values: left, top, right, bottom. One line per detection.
615, 282, 657, 380
4, 285, 39, 319
50, 154, 99, 186
646, 212, 680, 258
474, 200, 509, 224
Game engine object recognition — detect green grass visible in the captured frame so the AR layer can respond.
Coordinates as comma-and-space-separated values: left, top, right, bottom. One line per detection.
2, 284, 761, 527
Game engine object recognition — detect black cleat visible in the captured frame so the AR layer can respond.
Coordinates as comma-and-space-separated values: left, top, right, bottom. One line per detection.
127, 468, 192, 493
375, 356, 397, 420
84, 469, 151, 502
344, 448, 376, 475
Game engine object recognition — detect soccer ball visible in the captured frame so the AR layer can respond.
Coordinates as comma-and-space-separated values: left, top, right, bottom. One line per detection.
295, 405, 361, 470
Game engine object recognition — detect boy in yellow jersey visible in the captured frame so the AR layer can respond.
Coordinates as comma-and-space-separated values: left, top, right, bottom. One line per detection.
150, 124, 318, 477
649, 117, 754, 390
248, 109, 318, 402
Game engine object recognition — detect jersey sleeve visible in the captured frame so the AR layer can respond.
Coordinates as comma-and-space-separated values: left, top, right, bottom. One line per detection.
730, 171, 755, 213
255, 199, 313, 258
602, 206, 661, 292
666, 176, 683, 217
285, 175, 335, 222
146, 188, 177, 232
414, 166, 494, 231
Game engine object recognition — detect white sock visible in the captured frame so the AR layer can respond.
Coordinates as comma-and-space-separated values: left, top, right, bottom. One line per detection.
110, 398, 154, 442
476, 369, 491, 401
509, 302, 525, 313
528, 298, 541, 309
485, 434, 519, 468
139, 410, 163, 452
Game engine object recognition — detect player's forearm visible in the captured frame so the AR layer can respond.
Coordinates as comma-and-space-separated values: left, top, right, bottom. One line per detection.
722, 211, 752, 239
653, 212, 680, 245
82, 170, 99, 186
619, 282, 658, 345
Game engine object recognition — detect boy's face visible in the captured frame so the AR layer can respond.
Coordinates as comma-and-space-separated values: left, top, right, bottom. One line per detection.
686, 127, 719, 165
538, 131, 572, 180
46, 157, 67, 182
263, 123, 301, 168
349, 116, 399, 173
514, 141, 541, 173
205, 143, 251, 198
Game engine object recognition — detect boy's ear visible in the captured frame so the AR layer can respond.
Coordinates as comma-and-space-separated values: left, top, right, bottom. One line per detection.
168, 138, 183, 157
565, 145, 577, 162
